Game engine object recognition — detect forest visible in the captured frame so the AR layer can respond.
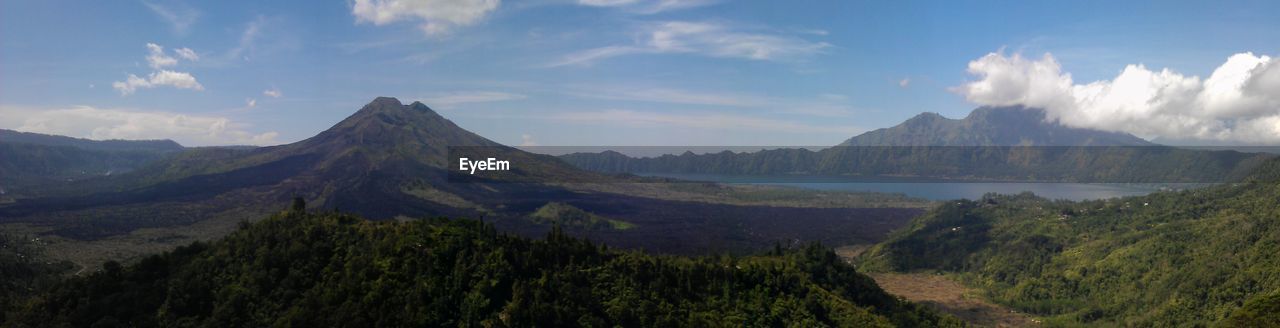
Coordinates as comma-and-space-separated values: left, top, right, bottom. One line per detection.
857, 160, 1280, 326
1, 202, 962, 327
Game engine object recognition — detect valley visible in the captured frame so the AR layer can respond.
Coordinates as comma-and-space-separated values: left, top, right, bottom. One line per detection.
0, 97, 933, 270
6, 2, 1280, 326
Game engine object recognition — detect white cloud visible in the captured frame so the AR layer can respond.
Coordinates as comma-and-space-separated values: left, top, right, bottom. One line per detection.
115, 44, 203, 95
549, 21, 830, 67
351, 0, 500, 37
142, 1, 199, 34
0, 105, 279, 146
577, 0, 717, 14
145, 43, 178, 69
956, 51, 1280, 144
898, 78, 911, 88
416, 91, 525, 107
263, 88, 283, 98
174, 47, 200, 61
245, 98, 257, 108
112, 70, 204, 95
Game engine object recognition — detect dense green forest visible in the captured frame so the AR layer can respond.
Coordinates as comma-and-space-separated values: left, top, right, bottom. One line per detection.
858, 161, 1280, 326
0, 234, 73, 324
3, 205, 961, 327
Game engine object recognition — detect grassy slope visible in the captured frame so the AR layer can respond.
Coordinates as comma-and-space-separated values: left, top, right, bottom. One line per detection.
859, 167, 1280, 326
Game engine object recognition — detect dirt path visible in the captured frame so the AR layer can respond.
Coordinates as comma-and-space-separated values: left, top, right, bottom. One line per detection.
870, 273, 1039, 327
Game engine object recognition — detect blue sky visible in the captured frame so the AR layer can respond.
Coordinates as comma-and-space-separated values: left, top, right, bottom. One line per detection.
2, 0, 1278, 146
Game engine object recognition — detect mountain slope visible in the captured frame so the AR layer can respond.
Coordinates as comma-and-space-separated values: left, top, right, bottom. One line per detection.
0, 130, 185, 193
0, 129, 184, 152
4, 209, 963, 327
0, 97, 593, 237
856, 159, 1280, 326
839, 106, 1153, 146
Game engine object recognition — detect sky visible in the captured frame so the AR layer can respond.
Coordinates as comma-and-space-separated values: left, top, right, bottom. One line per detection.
1, 0, 1278, 146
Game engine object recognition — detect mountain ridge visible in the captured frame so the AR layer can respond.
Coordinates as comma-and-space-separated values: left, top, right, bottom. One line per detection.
558, 106, 1264, 181
0, 129, 184, 152
839, 106, 1154, 146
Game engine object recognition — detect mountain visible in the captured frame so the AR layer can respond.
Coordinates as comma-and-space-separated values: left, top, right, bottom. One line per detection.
855, 159, 1280, 326
558, 106, 1268, 182
839, 106, 1154, 146
0, 130, 185, 193
0, 129, 184, 152
0, 97, 591, 237
0, 97, 925, 267
2, 208, 963, 327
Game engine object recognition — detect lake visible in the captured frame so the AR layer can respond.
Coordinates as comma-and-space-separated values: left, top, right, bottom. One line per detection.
639, 173, 1204, 201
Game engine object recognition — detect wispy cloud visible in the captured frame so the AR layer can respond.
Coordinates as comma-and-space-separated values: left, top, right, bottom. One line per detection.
416, 91, 526, 108
564, 85, 862, 117
0, 105, 279, 146
577, 0, 719, 14
567, 86, 768, 107
548, 21, 831, 67
227, 17, 265, 60
142, 1, 199, 35
174, 47, 200, 61
263, 88, 283, 98
351, 0, 501, 37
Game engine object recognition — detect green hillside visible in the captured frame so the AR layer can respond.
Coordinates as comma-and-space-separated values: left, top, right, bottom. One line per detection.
858, 160, 1280, 326
0, 142, 177, 194
4, 207, 962, 327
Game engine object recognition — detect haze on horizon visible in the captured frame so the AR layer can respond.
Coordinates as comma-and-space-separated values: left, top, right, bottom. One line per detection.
2, 0, 1278, 147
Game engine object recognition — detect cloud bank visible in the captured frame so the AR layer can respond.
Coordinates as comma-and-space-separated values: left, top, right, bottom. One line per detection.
0, 105, 279, 146
351, 0, 500, 37
956, 51, 1280, 144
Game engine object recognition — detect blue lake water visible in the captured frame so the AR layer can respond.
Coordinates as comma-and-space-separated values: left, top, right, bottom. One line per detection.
639, 173, 1202, 201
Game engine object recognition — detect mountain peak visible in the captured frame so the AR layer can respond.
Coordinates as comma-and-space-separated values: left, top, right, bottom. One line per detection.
840, 106, 1154, 146
280, 96, 501, 165
369, 96, 403, 106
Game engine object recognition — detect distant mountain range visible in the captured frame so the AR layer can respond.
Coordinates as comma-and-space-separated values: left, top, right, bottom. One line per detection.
0, 129, 185, 191
559, 106, 1269, 182
0, 129, 184, 152
839, 106, 1153, 146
